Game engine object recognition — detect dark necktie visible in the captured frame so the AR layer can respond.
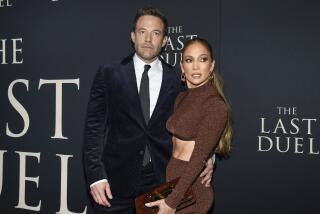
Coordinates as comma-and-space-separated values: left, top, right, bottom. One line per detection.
140, 64, 151, 124
140, 64, 151, 166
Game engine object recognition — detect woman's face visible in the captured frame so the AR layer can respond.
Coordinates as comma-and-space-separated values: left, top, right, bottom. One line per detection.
181, 42, 215, 88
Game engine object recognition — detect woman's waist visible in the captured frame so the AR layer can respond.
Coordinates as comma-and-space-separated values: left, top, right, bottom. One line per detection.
172, 137, 195, 161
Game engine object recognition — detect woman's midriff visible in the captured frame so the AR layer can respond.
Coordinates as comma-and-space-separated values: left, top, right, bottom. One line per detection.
171, 136, 195, 161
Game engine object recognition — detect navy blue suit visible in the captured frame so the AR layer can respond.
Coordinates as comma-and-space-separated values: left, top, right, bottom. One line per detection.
83, 54, 181, 199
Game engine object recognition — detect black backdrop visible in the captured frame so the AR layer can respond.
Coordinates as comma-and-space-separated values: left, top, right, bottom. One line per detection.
1, 0, 319, 213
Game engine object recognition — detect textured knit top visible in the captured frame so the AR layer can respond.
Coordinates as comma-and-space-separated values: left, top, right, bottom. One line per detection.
165, 81, 227, 209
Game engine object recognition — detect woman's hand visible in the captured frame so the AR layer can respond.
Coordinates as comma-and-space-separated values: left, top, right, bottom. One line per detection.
145, 199, 176, 214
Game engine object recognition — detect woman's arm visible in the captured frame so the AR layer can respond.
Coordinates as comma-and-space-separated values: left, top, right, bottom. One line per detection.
165, 98, 227, 209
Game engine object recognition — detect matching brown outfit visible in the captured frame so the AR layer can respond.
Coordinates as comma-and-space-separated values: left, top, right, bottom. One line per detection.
165, 81, 227, 213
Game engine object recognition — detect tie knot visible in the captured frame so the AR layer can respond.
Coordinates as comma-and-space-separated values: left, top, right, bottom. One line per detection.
144, 64, 151, 73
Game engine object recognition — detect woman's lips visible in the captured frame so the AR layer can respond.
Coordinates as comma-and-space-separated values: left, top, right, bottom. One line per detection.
191, 73, 201, 78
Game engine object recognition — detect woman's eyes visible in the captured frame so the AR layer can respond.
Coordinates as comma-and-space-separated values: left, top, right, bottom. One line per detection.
184, 57, 208, 63
200, 57, 208, 62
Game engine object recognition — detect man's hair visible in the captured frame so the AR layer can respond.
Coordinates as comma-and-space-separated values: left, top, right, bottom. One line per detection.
132, 6, 168, 36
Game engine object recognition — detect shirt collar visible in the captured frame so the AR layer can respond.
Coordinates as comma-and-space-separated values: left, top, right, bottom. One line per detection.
133, 53, 162, 75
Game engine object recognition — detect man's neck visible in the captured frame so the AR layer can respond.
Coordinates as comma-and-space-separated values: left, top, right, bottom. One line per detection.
135, 54, 158, 64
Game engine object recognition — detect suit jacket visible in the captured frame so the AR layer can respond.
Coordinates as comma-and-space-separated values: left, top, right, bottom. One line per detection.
83, 54, 182, 198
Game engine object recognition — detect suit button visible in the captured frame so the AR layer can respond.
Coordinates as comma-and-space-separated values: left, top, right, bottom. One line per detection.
139, 150, 144, 155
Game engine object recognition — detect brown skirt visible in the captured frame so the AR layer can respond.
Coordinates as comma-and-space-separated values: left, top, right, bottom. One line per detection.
166, 157, 214, 214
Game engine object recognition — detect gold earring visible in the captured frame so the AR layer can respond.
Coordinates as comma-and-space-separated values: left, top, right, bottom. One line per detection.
209, 71, 214, 80
181, 73, 186, 82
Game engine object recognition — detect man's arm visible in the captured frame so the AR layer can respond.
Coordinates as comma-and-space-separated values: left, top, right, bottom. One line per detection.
90, 180, 113, 207
199, 154, 215, 187
83, 66, 112, 206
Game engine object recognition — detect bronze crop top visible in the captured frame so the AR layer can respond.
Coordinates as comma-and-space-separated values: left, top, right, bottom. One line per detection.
165, 81, 227, 209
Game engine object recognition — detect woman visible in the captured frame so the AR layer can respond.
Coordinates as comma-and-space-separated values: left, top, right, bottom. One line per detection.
146, 38, 233, 213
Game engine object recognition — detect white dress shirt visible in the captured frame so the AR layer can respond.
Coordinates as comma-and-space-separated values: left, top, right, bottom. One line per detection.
133, 53, 163, 118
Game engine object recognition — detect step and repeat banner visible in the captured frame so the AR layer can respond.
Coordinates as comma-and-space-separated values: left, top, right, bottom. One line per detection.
1, 0, 319, 213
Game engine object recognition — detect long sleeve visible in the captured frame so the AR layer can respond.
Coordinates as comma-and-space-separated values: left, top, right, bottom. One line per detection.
165, 98, 227, 208
83, 66, 109, 187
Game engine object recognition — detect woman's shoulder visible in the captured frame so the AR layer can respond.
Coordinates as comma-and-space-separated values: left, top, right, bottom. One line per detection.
205, 94, 227, 113
172, 91, 186, 109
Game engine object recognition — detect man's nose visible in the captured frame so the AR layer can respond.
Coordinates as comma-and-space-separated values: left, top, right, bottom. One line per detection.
145, 32, 152, 42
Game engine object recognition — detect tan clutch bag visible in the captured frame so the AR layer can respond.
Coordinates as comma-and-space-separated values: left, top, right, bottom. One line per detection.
135, 177, 195, 214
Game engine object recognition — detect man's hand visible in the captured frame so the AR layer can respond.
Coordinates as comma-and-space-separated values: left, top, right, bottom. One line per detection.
90, 181, 113, 207
200, 158, 214, 187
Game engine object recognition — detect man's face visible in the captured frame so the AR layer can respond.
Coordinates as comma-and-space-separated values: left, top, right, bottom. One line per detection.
131, 15, 168, 63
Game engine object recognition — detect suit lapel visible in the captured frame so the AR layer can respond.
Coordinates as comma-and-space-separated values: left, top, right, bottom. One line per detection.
149, 62, 173, 125
121, 57, 146, 128
120, 56, 174, 127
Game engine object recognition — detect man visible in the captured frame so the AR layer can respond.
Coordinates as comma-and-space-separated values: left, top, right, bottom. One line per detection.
83, 7, 213, 213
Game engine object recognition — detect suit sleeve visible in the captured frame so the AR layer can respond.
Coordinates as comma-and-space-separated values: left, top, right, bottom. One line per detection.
165, 98, 227, 209
83, 66, 109, 188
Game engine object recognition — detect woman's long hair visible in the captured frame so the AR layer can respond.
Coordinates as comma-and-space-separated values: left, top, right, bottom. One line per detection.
182, 38, 233, 157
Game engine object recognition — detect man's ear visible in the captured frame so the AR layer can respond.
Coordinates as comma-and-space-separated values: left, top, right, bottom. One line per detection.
161, 35, 168, 47
131, 32, 136, 44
